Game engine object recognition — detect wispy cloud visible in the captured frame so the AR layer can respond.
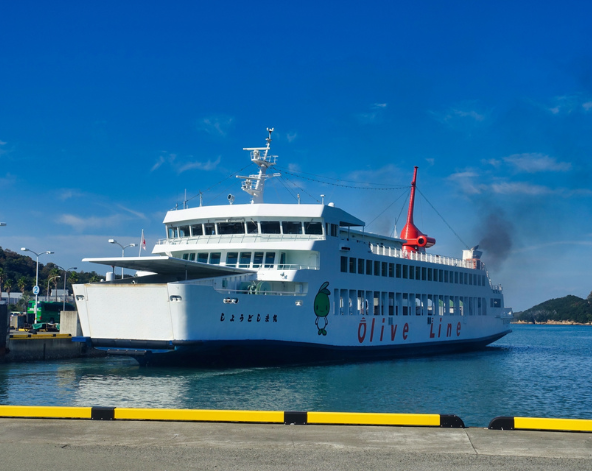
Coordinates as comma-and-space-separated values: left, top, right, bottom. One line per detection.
198, 115, 234, 137
490, 182, 554, 195
482, 158, 502, 168
57, 189, 85, 201
503, 153, 571, 173
544, 94, 592, 115
431, 102, 489, 127
177, 156, 221, 174
448, 171, 484, 194
150, 152, 221, 174
151, 155, 167, 172
356, 103, 388, 124
0, 140, 8, 156
116, 204, 148, 220
58, 214, 125, 232
286, 132, 298, 143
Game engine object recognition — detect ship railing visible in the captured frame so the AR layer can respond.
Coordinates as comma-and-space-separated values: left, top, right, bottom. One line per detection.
490, 284, 503, 293
369, 244, 482, 270
217, 289, 305, 297
156, 233, 324, 246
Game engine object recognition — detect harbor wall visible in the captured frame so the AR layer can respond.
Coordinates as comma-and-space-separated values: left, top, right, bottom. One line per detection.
0, 304, 8, 357
2, 310, 105, 363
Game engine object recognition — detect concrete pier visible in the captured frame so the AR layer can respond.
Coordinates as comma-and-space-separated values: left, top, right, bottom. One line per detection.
0, 419, 590, 470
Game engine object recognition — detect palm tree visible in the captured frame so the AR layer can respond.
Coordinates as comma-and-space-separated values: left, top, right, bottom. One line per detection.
48, 267, 61, 300
4, 279, 13, 305
68, 271, 79, 292
0, 267, 4, 302
89, 274, 102, 283
17, 277, 27, 294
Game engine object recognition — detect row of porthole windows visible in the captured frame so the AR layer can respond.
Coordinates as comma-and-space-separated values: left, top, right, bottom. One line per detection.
340, 256, 487, 286
333, 290, 491, 316
169, 221, 324, 238
181, 251, 284, 268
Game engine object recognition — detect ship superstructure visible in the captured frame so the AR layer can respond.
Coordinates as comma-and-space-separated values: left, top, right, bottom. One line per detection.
73, 129, 512, 366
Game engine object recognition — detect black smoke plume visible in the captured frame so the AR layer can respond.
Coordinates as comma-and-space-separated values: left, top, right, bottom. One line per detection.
478, 212, 513, 271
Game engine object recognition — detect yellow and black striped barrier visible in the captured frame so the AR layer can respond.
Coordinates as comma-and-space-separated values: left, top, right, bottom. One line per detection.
489, 416, 592, 433
9, 333, 72, 340
0, 406, 464, 427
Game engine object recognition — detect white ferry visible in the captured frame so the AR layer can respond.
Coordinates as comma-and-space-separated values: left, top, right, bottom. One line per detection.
73, 129, 512, 366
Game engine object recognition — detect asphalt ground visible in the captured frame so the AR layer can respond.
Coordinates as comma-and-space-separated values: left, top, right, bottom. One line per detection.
1, 419, 591, 470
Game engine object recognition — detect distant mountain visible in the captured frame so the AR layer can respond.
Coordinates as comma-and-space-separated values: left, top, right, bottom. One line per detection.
514, 294, 592, 324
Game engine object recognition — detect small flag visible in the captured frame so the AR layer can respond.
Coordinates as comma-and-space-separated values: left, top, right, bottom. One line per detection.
139, 229, 146, 256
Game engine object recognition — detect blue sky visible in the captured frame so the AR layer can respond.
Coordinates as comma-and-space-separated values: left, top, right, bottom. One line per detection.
1, 0, 591, 310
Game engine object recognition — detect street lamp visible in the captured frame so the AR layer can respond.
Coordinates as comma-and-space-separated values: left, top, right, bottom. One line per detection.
58, 266, 77, 311
47, 275, 61, 302
108, 239, 136, 279
21, 248, 54, 320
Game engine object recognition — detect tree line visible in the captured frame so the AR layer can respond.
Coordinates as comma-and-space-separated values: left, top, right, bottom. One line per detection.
0, 246, 105, 310
514, 292, 592, 324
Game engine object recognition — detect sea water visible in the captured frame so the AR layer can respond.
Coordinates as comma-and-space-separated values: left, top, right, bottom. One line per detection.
1, 324, 591, 427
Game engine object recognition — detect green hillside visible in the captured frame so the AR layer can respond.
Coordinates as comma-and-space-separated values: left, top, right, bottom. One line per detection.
514, 293, 592, 324
0, 246, 104, 310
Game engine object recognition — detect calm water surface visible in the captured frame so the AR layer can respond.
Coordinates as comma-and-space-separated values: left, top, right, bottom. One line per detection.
1, 325, 591, 427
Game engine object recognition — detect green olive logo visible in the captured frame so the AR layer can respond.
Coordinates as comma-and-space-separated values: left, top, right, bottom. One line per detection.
314, 281, 331, 336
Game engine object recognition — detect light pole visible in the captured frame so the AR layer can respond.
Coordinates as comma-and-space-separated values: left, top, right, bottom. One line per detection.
59, 266, 77, 311
21, 248, 54, 320
47, 275, 60, 302
108, 239, 136, 279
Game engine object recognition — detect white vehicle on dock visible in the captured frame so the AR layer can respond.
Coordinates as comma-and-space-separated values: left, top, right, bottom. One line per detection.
73, 129, 512, 366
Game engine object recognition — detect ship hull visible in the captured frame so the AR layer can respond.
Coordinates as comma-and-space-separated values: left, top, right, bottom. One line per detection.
91, 330, 510, 367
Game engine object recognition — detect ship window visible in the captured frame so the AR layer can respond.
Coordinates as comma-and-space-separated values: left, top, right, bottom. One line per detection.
265, 252, 276, 268
239, 252, 252, 268
358, 258, 365, 274
341, 256, 348, 273
204, 223, 216, 235
396, 264, 401, 278
382, 262, 387, 277
439, 269, 443, 282
246, 221, 258, 234
349, 257, 356, 274
389, 293, 394, 315
428, 268, 433, 281
282, 221, 303, 234
191, 224, 203, 236
253, 252, 264, 268
464, 273, 468, 284
218, 222, 244, 235
422, 267, 427, 280
279, 252, 286, 268
366, 260, 373, 275
454, 271, 459, 283
226, 252, 238, 267
409, 264, 415, 279
492, 298, 501, 308
402, 265, 408, 279
182, 253, 189, 260
209, 253, 221, 264
197, 253, 208, 263
261, 221, 281, 234
168, 226, 176, 238
444, 270, 449, 283
374, 261, 380, 276
389, 263, 394, 278
178, 226, 189, 237
331, 224, 338, 236
189, 253, 196, 261
304, 221, 323, 235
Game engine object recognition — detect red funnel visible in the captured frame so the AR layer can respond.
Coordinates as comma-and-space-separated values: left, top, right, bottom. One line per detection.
400, 167, 435, 253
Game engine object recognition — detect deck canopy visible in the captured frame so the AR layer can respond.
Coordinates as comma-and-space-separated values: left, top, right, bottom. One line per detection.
163, 203, 364, 227
82, 256, 255, 278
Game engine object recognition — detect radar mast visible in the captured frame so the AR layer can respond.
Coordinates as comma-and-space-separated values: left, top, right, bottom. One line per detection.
237, 128, 280, 204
